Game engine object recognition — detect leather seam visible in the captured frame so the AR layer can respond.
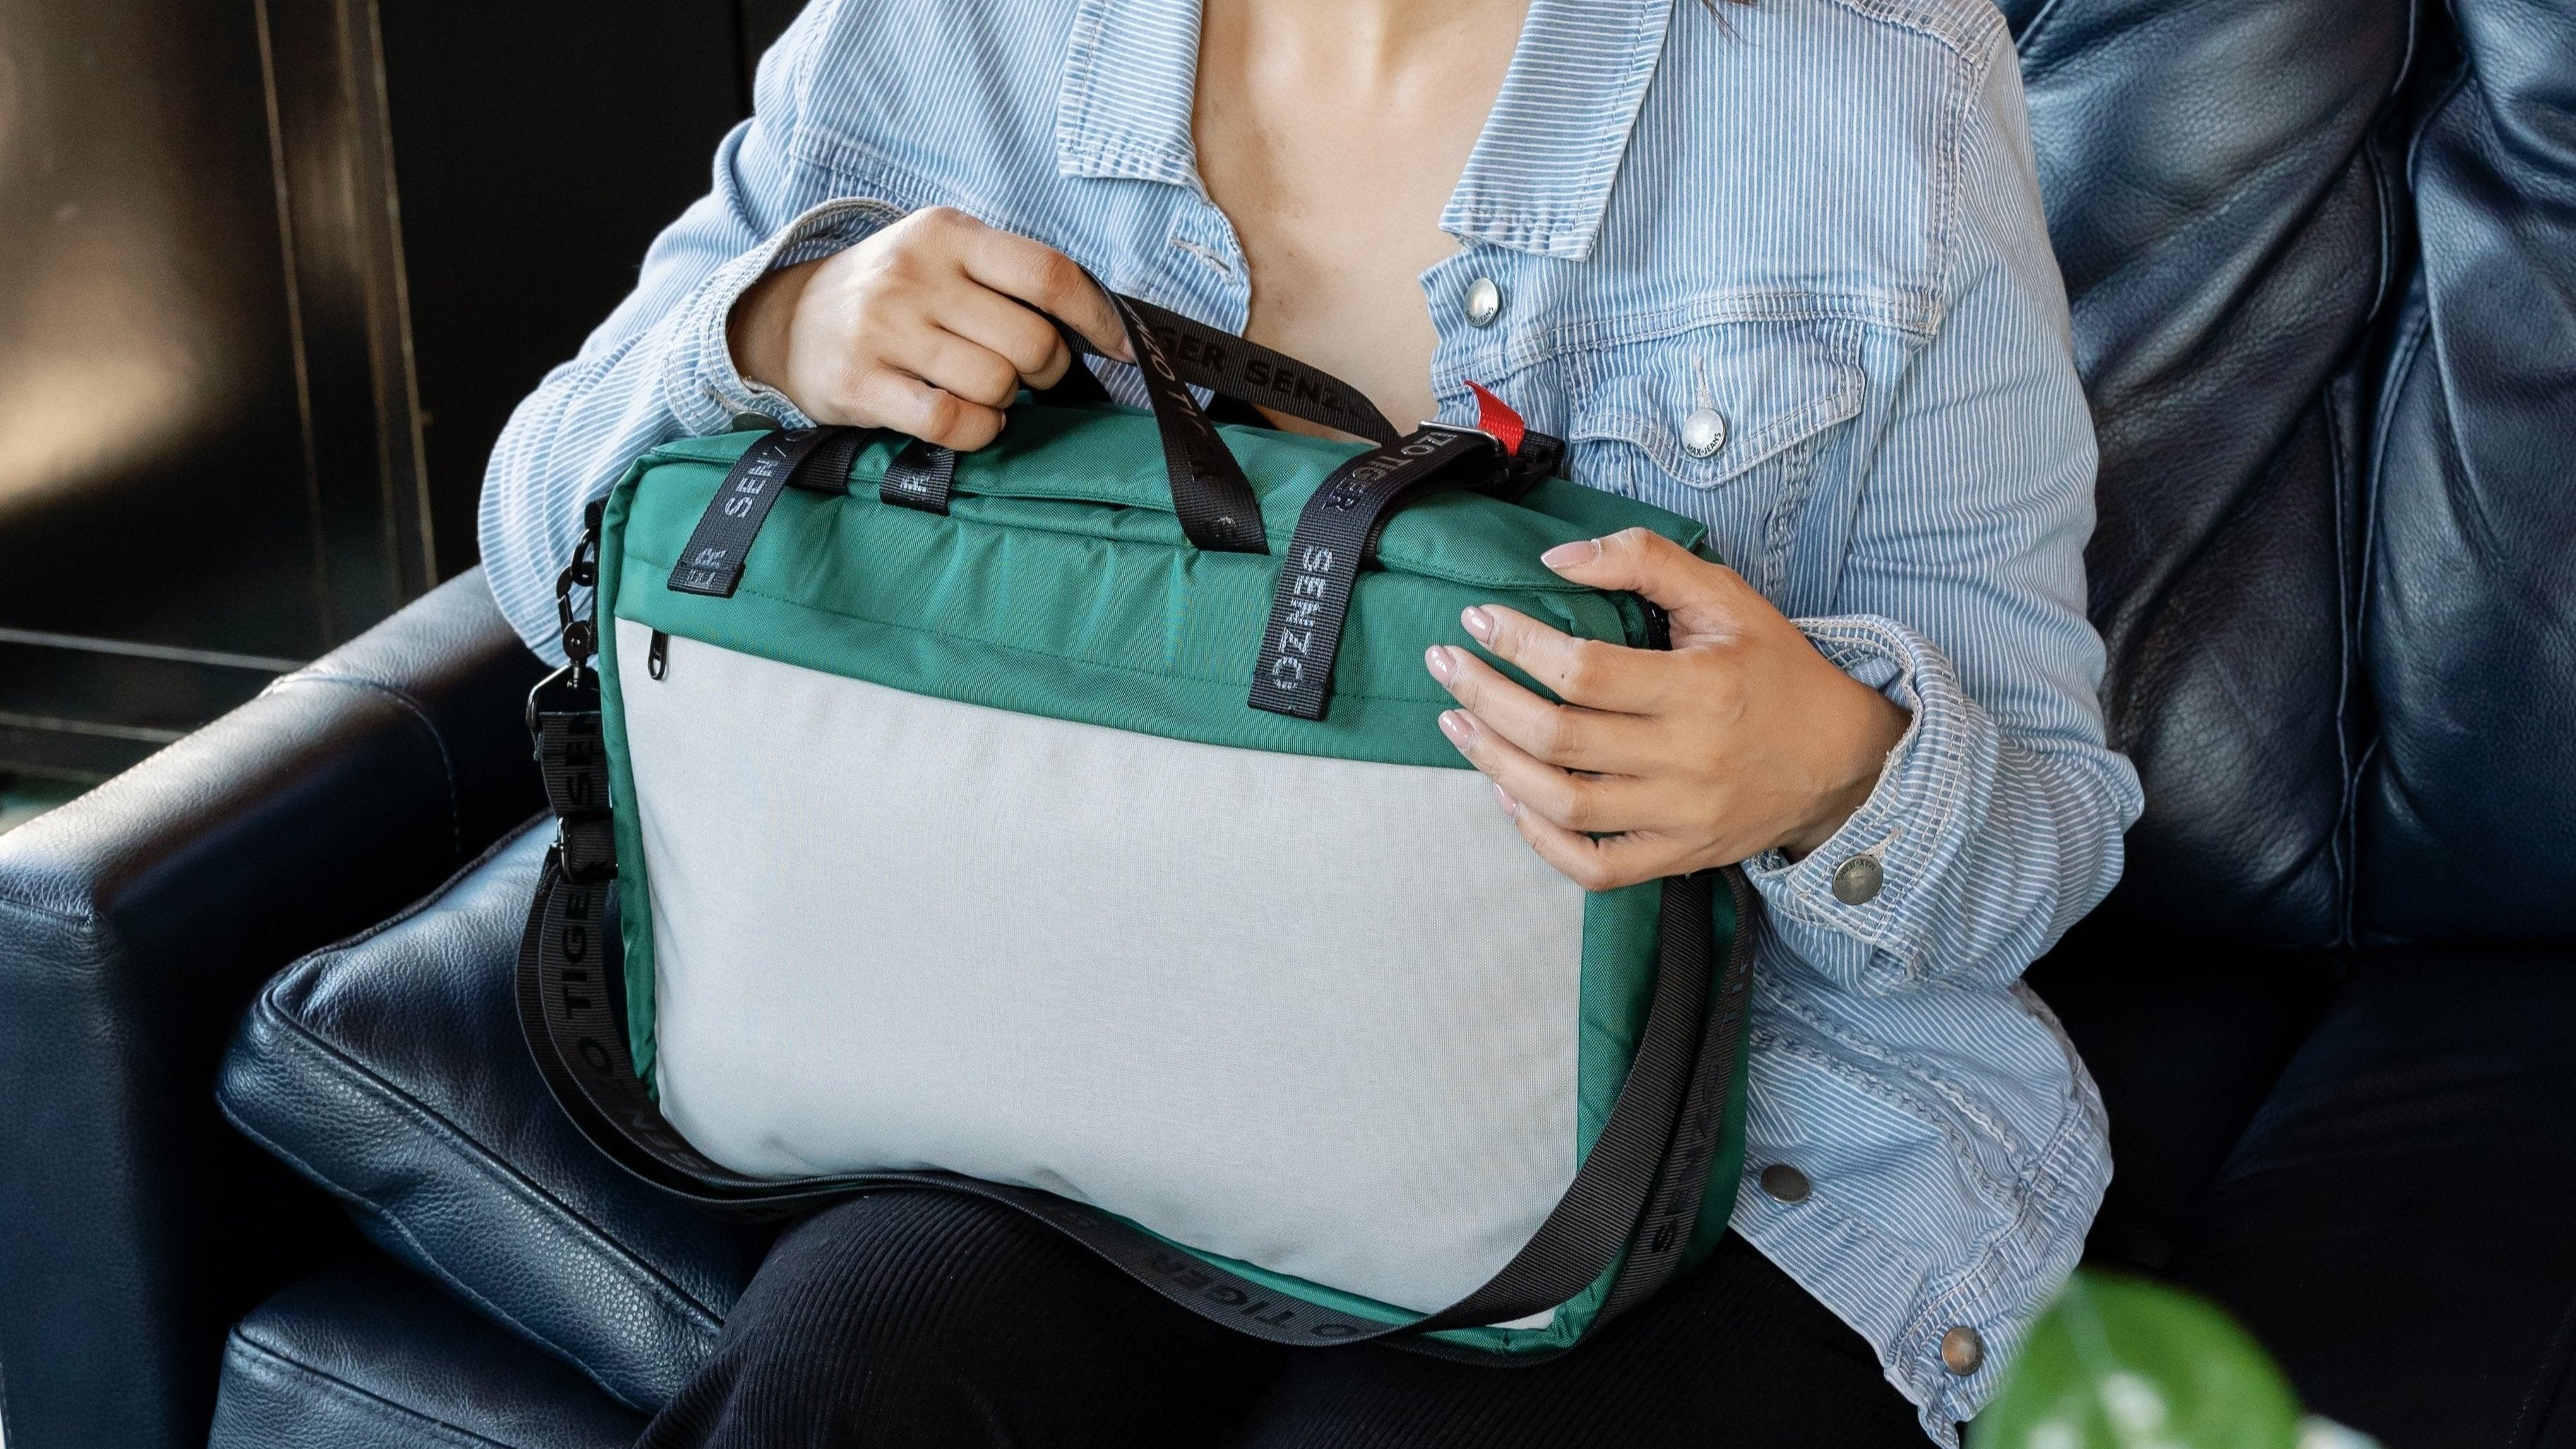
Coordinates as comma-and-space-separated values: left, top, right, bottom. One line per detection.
223, 1332, 514, 1448
2508, 1282, 2576, 1447
221, 1100, 684, 1417
258, 817, 551, 978
225, 1009, 729, 1342
266, 674, 464, 864
0, 888, 98, 932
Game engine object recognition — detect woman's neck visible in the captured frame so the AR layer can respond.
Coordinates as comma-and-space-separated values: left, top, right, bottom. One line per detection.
1215, 0, 1525, 79
1204, 0, 1529, 97
1193, 0, 1530, 433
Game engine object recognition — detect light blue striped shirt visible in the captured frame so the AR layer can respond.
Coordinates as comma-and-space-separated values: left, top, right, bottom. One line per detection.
480, 0, 2142, 1433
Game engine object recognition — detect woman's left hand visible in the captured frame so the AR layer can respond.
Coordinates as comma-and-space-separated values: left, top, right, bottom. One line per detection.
1426, 527, 1912, 890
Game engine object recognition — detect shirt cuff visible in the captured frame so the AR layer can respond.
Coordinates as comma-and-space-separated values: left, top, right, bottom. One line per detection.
1738, 614, 2001, 994
654, 196, 908, 436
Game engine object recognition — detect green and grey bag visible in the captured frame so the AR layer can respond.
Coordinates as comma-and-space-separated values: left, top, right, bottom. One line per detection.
519, 288, 1756, 1359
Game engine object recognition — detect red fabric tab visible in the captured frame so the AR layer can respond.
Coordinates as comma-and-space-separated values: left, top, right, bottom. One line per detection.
1465, 381, 1527, 457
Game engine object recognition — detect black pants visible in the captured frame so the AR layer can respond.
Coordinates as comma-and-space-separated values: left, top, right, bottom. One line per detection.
636, 1190, 1927, 1448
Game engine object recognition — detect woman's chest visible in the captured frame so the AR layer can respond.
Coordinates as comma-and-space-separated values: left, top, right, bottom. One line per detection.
778, 5, 1945, 616
829, 152, 1890, 613
1183, 0, 1525, 436
775, 0, 1979, 612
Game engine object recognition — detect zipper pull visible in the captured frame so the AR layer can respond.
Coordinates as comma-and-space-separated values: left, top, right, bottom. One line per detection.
647, 629, 669, 680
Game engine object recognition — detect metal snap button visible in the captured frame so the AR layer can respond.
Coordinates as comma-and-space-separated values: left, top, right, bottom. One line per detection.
1681, 405, 1728, 458
1759, 1164, 1813, 1203
1465, 276, 1503, 328
1940, 1325, 1986, 1376
1831, 854, 1883, 905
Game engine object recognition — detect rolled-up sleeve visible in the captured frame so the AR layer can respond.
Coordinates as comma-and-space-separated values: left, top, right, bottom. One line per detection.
477, 2, 904, 663
1741, 32, 2143, 996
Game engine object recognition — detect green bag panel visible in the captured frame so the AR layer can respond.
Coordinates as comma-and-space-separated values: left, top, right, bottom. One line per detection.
613, 423, 1691, 771
642, 405, 1711, 588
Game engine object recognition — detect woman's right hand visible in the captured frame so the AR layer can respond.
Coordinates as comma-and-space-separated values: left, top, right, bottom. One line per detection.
727, 206, 1133, 451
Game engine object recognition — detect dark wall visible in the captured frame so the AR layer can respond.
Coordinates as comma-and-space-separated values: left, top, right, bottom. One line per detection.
0, 0, 426, 777
381, 0, 806, 580
0, 0, 802, 779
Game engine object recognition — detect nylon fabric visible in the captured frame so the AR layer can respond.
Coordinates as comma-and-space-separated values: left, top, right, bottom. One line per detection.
1248, 427, 1509, 720
666, 427, 847, 598
639, 413, 1706, 586
621, 619, 1594, 1315
602, 420, 1686, 773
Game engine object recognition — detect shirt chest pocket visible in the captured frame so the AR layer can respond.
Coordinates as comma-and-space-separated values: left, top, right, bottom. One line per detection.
1562, 321, 1864, 507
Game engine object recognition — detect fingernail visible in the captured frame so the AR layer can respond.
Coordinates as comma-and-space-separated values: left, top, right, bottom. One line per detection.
1541, 539, 1602, 571
1425, 645, 1455, 683
1438, 710, 1474, 745
1461, 606, 1494, 641
1492, 782, 1519, 818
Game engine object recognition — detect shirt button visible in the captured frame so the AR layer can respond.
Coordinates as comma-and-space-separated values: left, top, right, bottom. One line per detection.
1940, 1325, 1986, 1376
1464, 276, 1503, 327
1831, 854, 1883, 905
1759, 1164, 1813, 1203
1681, 406, 1728, 458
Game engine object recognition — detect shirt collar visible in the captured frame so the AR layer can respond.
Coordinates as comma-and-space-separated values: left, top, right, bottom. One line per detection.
1055, 0, 1674, 262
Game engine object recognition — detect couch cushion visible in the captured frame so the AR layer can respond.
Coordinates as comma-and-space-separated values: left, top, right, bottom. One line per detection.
219, 821, 774, 1412
2173, 946, 2576, 1446
210, 1262, 646, 1449
2358, 0, 2576, 944
1995, 0, 2412, 944
0, 569, 549, 1449
2024, 919, 2337, 1272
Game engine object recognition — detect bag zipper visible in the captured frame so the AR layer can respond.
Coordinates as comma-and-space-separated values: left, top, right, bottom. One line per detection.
647, 629, 669, 680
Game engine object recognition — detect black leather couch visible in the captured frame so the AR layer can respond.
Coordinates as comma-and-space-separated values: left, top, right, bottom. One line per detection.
1, 1, 2567, 1445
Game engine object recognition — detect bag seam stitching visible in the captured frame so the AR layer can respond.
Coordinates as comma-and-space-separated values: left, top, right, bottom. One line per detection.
624, 549, 1586, 707
220, 1101, 690, 1415
225, 1003, 731, 1340
222, 1332, 520, 1448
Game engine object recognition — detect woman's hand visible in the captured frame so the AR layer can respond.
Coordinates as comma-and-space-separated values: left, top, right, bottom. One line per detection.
727, 207, 1131, 451
1426, 527, 1911, 890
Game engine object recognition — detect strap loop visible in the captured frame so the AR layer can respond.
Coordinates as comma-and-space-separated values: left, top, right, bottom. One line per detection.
667, 427, 854, 598
1248, 427, 1505, 720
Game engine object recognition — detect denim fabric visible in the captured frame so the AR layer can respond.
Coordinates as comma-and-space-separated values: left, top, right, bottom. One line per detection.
477, 0, 2142, 1433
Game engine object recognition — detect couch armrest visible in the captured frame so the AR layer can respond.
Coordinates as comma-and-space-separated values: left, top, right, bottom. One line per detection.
0, 569, 547, 1449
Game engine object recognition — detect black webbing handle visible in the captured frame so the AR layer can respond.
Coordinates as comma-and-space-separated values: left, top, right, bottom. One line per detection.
886, 272, 1409, 551
1062, 294, 1402, 446
668, 278, 1443, 594
1247, 426, 1505, 720
667, 427, 864, 598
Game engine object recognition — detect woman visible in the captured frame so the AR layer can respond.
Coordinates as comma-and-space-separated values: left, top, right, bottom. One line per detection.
481, 0, 2141, 1443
